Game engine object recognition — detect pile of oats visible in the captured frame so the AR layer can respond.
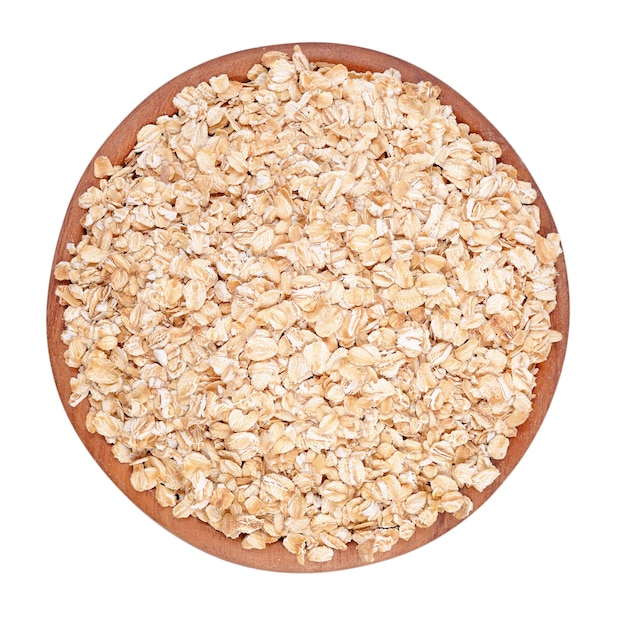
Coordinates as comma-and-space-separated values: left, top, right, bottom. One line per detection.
55, 46, 562, 564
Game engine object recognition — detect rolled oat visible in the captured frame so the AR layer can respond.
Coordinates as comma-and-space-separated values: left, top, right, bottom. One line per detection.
55, 46, 562, 563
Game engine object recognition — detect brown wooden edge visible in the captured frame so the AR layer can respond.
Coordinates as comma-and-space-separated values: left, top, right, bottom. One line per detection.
47, 42, 569, 573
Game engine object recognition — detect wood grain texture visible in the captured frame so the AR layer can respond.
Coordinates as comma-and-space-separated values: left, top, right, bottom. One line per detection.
47, 42, 569, 573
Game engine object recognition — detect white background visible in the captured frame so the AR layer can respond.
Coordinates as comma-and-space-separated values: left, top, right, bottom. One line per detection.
2, 1, 623, 624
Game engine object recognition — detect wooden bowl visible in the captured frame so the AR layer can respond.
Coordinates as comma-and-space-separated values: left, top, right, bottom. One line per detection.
47, 42, 570, 572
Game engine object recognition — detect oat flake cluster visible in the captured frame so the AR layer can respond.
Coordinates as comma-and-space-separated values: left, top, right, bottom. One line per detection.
55, 46, 562, 564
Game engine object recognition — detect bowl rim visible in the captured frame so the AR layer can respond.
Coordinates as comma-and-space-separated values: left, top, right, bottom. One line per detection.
47, 41, 570, 573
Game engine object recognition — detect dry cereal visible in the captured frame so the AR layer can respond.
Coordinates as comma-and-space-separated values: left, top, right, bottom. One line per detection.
54, 46, 562, 564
